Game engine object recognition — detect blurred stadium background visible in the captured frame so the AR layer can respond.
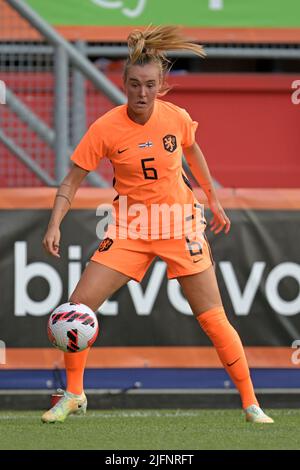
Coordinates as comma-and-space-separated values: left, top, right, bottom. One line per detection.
0, 0, 300, 426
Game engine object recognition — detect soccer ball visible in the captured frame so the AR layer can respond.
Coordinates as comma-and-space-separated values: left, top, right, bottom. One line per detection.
47, 302, 99, 352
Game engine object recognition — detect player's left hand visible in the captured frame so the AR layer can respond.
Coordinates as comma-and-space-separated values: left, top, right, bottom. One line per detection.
208, 199, 231, 234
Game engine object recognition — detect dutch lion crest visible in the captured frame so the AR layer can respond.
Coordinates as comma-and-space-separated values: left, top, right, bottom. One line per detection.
163, 134, 177, 153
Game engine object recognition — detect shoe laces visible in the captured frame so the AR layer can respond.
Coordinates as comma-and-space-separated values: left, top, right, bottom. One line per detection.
246, 405, 265, 416
50, 390, 70, 413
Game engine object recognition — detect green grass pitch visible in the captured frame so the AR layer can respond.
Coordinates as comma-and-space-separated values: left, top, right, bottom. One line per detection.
0, 409, 299, 450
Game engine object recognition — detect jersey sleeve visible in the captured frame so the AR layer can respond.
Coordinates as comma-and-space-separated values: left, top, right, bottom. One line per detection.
180, 109, 198, 148
70, 121, 107, 171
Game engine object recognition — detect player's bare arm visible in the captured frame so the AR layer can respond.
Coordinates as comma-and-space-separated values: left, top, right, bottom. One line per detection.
184, 142, 231, 235
42, 164, 89, 258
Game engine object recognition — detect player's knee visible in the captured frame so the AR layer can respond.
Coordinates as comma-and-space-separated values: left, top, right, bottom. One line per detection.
69, 294, 88, 307
68, 294, 98, 313
68, 294, 80, 304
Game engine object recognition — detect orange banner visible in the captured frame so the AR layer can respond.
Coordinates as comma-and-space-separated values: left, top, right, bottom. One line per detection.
1, 347, 297, 369
1, 188, 300, 209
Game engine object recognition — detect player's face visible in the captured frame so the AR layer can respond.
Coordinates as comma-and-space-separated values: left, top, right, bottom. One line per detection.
124, 63, 161, 120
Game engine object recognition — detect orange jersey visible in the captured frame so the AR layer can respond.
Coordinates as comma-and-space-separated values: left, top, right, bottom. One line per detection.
71, 99, 204, 237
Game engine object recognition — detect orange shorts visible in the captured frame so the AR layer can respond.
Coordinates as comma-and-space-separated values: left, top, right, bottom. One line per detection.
90, 230, 214, 282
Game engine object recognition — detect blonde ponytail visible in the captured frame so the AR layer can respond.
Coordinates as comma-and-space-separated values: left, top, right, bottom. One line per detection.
127, 25, 206, 64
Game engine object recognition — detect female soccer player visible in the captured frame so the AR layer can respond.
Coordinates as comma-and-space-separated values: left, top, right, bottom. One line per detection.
42, 25, 273, 424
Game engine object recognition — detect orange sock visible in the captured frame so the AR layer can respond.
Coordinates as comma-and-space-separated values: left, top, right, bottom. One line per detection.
196, 306, 258, 409
64, 348, 90, 395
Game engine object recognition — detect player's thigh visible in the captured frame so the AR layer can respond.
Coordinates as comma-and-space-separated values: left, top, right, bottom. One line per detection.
177, 265, 223, 316
69, 261, 131, 311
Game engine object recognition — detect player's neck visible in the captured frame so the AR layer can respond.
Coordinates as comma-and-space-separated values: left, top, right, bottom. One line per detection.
127, 103, 155, 125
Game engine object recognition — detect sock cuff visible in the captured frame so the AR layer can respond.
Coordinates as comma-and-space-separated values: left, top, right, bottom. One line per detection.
196, 305, 225, 325
66, 390, 83, 398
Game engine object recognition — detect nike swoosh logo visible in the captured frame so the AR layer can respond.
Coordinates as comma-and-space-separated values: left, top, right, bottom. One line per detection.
193, 259, 201, 263
227, 358, 240, 367
118, 148, 129, 154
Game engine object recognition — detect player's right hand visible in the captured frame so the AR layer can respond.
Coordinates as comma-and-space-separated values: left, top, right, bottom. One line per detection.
42, 225, 61, 258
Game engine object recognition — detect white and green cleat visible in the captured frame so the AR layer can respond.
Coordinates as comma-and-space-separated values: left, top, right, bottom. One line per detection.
41, 390, 87, 423
244, 404, 274, 423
